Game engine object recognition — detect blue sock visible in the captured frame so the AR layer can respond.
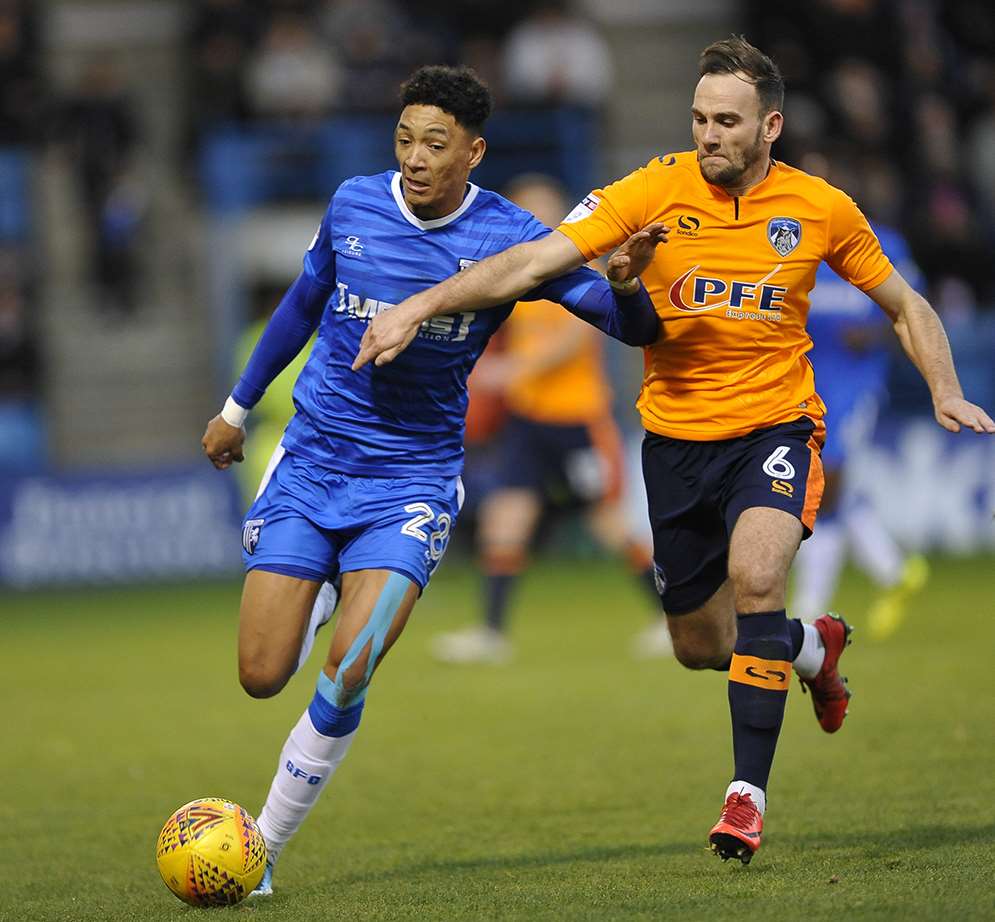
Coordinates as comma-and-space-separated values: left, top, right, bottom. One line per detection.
307, 672, 365, 737
728, 610, 792, 790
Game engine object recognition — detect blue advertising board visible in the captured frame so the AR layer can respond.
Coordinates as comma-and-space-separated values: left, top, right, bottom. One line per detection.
0, 465, 245, 588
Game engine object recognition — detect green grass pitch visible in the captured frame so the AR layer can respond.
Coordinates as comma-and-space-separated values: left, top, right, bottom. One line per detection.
3, 554, 994, 921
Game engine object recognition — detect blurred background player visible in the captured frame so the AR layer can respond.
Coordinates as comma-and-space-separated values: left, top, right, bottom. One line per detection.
792, 157, 929, 637
432, 174, 670, 664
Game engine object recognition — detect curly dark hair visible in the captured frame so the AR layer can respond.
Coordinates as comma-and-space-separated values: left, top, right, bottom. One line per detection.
699, 36, 784, 114
399, 65, 493, 133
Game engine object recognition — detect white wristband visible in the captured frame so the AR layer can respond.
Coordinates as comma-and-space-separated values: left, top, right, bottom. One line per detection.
221, 396, 249, 428
608, 276, 640, 295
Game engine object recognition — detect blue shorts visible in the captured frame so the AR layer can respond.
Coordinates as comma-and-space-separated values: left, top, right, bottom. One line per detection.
241, 446, 463, 589
642, 417, 825, 615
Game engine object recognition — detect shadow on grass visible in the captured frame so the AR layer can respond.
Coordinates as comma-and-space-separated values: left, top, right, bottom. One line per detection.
328, 821, 995, 889
778, 820, 995, 854
331, 839, 706, 887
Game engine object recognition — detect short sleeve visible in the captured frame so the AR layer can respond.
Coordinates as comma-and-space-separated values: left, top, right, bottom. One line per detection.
302, 199, 336, 287
825, 191, 894, 293
556, 167, 649, 261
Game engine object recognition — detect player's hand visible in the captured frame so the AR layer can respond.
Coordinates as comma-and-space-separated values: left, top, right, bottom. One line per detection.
352, 302, 422, 370
933, 396, 995, 434
606, 222, 669, 284
201, 414, 246, 469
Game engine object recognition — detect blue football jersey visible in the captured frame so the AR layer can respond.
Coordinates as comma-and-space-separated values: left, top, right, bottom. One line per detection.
280, 171, 604, 479
807, 223, 923, 399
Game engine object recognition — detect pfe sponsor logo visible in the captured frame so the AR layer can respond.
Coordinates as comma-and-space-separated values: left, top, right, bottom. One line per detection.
668, 264, 787, 315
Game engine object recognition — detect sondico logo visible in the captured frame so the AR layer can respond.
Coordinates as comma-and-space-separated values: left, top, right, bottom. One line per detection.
745, 665, 787, 682
668, 264, 787, 319
676, 215, 700, 237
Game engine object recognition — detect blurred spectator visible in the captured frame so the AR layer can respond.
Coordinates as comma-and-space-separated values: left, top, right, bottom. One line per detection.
245, 11, 341, 120
748, 0, 995, 303
0, 0, 44, 145
322, 0, 444, 111
57, 61, 145, 315
501, 0, 612, 107
185, 0, 258, 149
0, 246, 43, 470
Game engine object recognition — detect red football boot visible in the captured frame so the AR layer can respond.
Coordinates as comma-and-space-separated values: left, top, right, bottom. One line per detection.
709, 792, 763, 864
799, 613, 853, 733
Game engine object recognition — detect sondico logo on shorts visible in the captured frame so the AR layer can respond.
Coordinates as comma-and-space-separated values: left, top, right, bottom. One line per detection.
763, 446, 796, 497
562, 194, 600, 224
668, 265, 788, 321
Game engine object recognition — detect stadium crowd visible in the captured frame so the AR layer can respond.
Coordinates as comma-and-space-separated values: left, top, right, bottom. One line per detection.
0, 0, 992, 474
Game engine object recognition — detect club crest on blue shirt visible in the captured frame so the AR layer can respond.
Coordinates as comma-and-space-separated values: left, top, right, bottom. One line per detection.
767, 217, 801, 257
242, 518, 264, 555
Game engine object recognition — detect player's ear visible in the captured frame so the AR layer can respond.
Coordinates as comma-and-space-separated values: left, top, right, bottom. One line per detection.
763, 110, 783, 144
467, 135, 486, 170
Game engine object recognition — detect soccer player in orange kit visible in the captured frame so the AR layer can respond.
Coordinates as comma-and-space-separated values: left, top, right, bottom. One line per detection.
352, 37, 995, 863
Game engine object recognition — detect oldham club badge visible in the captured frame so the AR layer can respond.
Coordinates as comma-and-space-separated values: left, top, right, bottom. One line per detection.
767, 216, 801, 257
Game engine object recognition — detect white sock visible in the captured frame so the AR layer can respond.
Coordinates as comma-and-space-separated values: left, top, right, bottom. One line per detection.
844, 505, 903, 587
256, 709, 357, 864
725, 780, 766, 815
296, 581, 339, 673
791, 520, 846, 622
793, 622, 825, 679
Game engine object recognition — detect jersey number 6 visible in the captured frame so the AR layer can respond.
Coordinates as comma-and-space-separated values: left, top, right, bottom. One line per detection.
762, 445, 796, 479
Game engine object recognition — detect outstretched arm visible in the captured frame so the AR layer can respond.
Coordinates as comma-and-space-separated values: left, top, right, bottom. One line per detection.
353, 223, 667, 368
867, 270, 994, 434
202, 272, 330, 469
353, 231, 584, 370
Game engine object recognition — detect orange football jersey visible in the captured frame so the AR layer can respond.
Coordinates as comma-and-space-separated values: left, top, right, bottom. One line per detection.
557, 151, 894, 441
503, 298, 612, 424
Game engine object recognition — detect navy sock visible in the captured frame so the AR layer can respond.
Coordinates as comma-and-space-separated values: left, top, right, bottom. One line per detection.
484, 573, 516, 632
728, 610, 792, 791
788, 617, 804, 659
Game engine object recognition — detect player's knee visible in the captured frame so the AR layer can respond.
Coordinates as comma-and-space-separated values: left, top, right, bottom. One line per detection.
728, 560, 784, 609
671, 634, 732, 670
238, 661, 290, 699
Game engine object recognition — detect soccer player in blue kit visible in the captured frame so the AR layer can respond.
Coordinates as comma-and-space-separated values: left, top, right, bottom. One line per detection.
201, 65, 664, 894
792, 223, 929, 633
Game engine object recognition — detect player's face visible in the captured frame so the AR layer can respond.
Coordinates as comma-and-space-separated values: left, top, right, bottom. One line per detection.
394, 105, 486, 219
691, 73, 781, 191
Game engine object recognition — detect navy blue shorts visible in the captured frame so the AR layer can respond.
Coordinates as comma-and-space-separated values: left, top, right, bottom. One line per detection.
496, 413, 623, 506
642, 417, 825, 615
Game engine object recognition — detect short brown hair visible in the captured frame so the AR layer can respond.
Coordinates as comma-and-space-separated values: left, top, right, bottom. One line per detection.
699, 36, 784, 114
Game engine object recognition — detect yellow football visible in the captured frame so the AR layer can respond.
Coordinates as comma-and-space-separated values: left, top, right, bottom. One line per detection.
155, 797, 267, 907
